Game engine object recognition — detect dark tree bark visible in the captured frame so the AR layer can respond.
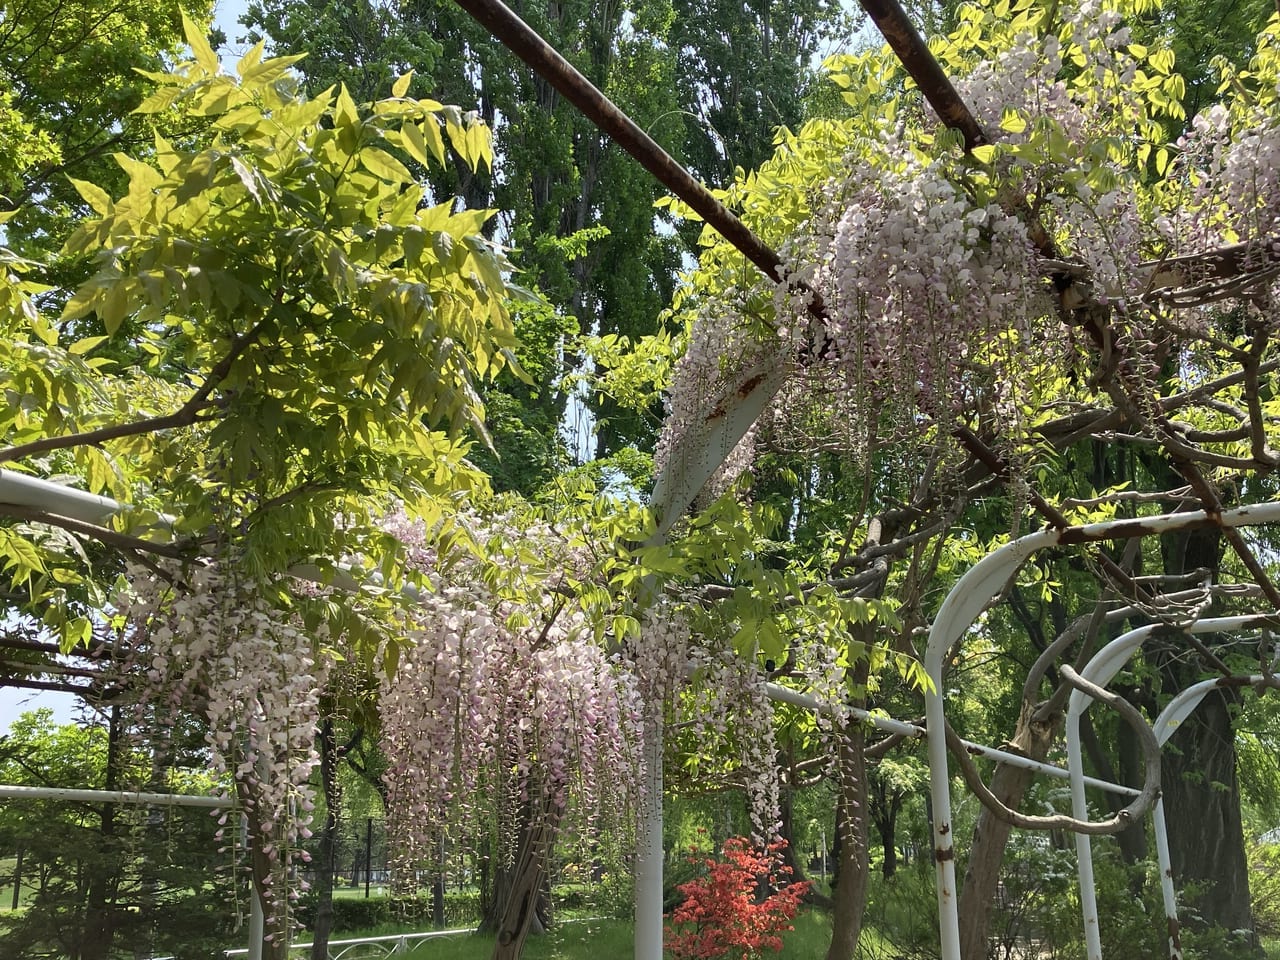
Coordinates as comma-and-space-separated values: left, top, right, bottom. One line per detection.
825, 658, 871, 960
484, 794, 560, 960
80, 705, 122, 960
1154, 519, 1258, 946
1160, 687, 1255, 939
310, 717, 341, 960
867, 765, 904, 879
776, 770, 807, 882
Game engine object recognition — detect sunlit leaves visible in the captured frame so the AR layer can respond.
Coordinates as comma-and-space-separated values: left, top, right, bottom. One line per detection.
22, 40, 523, 580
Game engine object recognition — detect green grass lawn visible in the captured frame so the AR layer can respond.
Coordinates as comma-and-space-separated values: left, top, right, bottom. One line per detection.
332, 911, 835, 959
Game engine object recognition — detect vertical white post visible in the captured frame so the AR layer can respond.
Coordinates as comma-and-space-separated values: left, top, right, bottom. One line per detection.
820, 828, 827, 885
1066, 719, 1103, 960
634, 702, 664, 960
248, 883, 265, 960
1152, 799, 1183, 960
244, 803, 264, 960
1066, 619, 1267, 960
924, 530, 1058, 960
923, 686, 962, 960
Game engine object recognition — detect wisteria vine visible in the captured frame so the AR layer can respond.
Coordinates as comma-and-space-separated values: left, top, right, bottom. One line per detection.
115, 560, 329, 942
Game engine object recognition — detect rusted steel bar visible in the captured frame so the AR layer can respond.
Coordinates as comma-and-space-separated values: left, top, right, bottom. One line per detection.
449, 0, 831, 322
858, 0, 988, 151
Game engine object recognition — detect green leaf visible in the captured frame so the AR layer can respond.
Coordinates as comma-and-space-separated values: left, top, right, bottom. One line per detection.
68, 335, 109, 356
237, 40, 266, 78
360, 148, 413, 184
0, 528, 46, 576
970, 143, 997, 164
68, 178, 111, 216
334, 84, 359, 128
230, 156, 262, 203
182, 11, 221, 75
999, 110, 1027, 134
418, 118, 447, 166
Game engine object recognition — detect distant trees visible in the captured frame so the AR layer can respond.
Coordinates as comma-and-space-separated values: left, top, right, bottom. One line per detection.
0, 709, 233, 960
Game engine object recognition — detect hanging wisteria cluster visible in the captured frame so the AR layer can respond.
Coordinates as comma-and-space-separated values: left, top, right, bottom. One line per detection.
633, 601, 692, 706
116, 561, 329, 937
1180, 103, 1280, 251
376, 511, 645, 878
657, 0, 1280, 469
803, 158, 1045, 426
665, 629, 783, 841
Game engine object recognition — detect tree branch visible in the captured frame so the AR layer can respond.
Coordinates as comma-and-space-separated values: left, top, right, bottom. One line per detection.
0, 502, 187, 559
0, 318, 269, 465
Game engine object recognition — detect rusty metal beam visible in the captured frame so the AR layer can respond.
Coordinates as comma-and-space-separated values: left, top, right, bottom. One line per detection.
450, 0, 830, 323
858, 0, 988, 151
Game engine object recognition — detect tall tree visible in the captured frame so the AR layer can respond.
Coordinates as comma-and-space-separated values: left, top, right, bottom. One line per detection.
0, 0, 211, 254
670, 0, 852, 186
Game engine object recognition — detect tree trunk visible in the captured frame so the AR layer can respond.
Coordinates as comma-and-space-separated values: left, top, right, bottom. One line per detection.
1154, 519, 1257, 944
879, 808, 898, 880
310, 718, 340, 960
825, 660, 871, 960
776, 768, 809, 884
81, 705, 122, 960
1159, 682, 1258, 947
432, 834, 446, 928
868, 766, 903, 880
956, 699, 1059, 960
487, 796, 560, 960
240, 775, 292, 960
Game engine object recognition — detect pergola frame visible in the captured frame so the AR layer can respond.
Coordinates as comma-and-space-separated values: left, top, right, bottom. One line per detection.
922, 507, 1280, 960
437, 3, 1280, 960
4, 0, 1280, 958
7, 472, 1279, 960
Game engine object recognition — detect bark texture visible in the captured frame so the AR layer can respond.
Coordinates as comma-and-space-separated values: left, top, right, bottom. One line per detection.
487, 799, 559, 960
956, 699, 1058, 960
826, 676, 871, 960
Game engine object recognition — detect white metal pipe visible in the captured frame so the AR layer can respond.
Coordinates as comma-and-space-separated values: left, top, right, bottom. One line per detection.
1152, 798, 1182, 960
764, 682, 1139, 796
634, 703, 664, 960
922, 500, 1280, 960
1067, 625, 1272, 960
1066, 715, 1103, 960
1152, 676, 1263, 747
647, 359, 788, 539
925, 529, 1057, 960
1066, 616, 1271, 718
0, 783, 225, 807
248, 883, 264, 960
1146, 674, 1266, 960
0, 468, 121, 524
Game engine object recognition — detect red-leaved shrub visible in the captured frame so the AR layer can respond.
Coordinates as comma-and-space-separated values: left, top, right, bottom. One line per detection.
666, 837, 809, 960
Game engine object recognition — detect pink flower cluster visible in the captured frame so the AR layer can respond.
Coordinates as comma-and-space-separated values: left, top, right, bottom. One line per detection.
376, 513, 644, 876
803, 157, 1044, 428
1181, 103, 1280, 248
681, 644, 781, 841
116, 561, 329, 934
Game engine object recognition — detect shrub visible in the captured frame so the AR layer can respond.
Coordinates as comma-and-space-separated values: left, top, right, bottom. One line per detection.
1252, 837, 1280, 938
666, 837, 809, 960
295, 892, 482, 932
